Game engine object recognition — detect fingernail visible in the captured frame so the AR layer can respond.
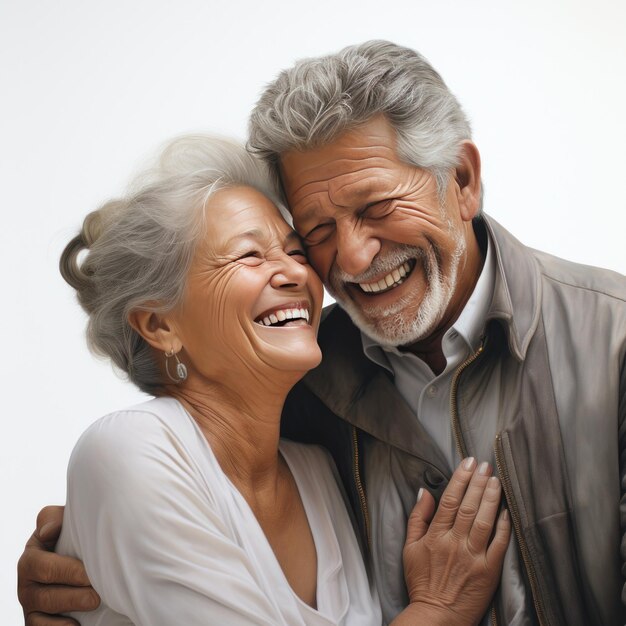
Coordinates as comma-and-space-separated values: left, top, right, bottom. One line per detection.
417, 488, 424, 502
478, 462, 490, 476
80, 591, 99, 610
502, 509, 509, 521
487, 476, 499, 488
38, 522, 55, 540
463, 456, 475, 471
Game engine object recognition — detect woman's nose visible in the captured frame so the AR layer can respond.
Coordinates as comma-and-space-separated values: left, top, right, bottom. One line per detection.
270, 253, 309, 289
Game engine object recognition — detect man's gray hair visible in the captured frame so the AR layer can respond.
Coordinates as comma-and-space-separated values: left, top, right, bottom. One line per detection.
248, 40, 473, 200
60, 134, 284, 395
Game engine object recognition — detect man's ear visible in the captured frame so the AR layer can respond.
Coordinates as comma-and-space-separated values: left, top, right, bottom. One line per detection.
128, 310, 182, 354
454, 141, 482, 222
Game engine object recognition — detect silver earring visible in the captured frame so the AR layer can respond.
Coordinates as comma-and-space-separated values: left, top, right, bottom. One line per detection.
165, 349, 187, 382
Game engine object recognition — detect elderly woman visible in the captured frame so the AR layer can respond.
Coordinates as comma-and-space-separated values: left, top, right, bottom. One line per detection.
51, 135, 509, 625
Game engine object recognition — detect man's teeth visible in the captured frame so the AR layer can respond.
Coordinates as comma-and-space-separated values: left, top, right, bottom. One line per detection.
359, 261, 412, 294
258, 308, 310, 327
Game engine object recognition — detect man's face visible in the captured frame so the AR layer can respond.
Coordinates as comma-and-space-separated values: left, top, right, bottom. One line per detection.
279, 115, 479, 347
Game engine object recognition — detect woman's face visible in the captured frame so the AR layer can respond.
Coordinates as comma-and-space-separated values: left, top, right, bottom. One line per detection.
170, 186, 324, 384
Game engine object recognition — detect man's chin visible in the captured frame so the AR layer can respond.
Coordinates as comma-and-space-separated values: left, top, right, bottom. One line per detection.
364, 319, 435, 348
330, 286, 448, 347
333, 300, 424, 346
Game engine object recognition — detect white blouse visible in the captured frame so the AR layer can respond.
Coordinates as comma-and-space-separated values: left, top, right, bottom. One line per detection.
56, 397, 381, 626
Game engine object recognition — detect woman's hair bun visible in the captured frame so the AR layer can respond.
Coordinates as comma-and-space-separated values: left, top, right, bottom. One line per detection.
59, 202, 121, 298
59, 232, 91, 292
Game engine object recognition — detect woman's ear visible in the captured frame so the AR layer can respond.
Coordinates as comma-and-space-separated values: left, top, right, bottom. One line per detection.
128, 310, 182, 354
454, 141, 482, 222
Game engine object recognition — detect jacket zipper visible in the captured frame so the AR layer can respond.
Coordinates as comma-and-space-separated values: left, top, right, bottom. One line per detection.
450, 339, 500, 626
351, 425, 371, 552
450, 339, 485, 459
493, 434, 547, 626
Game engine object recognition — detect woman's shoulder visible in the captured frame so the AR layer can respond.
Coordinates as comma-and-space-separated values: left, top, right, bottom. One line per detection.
76, 396, 189, 443
68, 397, 203, 489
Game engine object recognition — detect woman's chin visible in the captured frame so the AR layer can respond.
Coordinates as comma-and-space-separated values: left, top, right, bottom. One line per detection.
254, 334, 323, 377
253, 323, 321, 365
272, 345, 323, 376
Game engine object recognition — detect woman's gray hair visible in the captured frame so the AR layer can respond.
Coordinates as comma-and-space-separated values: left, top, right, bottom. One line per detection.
248, 40, 475, 202
60, 134, 285, 395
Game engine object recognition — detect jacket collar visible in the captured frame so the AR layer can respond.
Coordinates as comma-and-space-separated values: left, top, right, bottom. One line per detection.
482, 215, 542, 361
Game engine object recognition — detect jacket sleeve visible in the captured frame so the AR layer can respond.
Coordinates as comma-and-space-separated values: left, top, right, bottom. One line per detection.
619, 353, 626, 605
57, 411, 291, 626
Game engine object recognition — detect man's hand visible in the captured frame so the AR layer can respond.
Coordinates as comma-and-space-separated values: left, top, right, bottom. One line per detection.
17, 506, 100, 626
392, 458, 511, 626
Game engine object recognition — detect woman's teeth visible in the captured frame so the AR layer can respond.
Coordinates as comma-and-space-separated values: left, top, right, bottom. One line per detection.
359, 261, 412, 294
256, 307, 310, 327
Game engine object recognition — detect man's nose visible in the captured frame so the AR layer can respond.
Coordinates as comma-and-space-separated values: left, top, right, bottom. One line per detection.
335, 222, 381, 277
270, 253, 309, 289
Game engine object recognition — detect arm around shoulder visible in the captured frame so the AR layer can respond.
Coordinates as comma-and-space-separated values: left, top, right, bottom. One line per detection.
18, 505, 100, 625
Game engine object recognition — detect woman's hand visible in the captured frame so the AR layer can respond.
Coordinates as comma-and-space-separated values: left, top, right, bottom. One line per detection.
17, 505, 100, 625
391, 458, 511, 626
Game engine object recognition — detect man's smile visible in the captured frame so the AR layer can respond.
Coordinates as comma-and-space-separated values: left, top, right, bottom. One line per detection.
355, 260, 416, 294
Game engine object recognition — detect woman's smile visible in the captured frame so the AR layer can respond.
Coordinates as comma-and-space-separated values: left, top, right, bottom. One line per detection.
254, 301, 311, 327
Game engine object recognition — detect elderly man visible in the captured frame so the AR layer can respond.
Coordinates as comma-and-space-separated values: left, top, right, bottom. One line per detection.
18, 41, 626, 625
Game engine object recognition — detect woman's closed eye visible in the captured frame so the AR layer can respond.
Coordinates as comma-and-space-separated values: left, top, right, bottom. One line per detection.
287, 248, 308, 263
233, 248, 308, 266
235, 250, 264, 266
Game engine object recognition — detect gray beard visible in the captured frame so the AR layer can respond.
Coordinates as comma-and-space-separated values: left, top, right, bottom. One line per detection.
327, 238, 465, 347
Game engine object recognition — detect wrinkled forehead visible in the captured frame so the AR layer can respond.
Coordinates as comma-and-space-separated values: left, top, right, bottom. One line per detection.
279, 115, 401, 210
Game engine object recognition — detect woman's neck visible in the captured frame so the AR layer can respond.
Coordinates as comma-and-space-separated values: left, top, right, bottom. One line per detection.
167, 372, 319, 608
166, 373, 294, 490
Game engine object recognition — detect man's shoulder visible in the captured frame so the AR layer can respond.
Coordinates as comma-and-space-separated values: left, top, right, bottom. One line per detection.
531, 247, 626, 303
485, 214, 625, 308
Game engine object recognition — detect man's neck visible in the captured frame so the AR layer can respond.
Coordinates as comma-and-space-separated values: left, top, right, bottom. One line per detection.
401, 326, 450, 375
403, 221, 487, 375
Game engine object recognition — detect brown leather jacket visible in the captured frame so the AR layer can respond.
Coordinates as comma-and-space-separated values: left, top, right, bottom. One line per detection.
281, 216, 626, 625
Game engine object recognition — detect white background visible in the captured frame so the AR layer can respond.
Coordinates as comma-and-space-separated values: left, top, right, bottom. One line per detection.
2, 0, 625, 618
